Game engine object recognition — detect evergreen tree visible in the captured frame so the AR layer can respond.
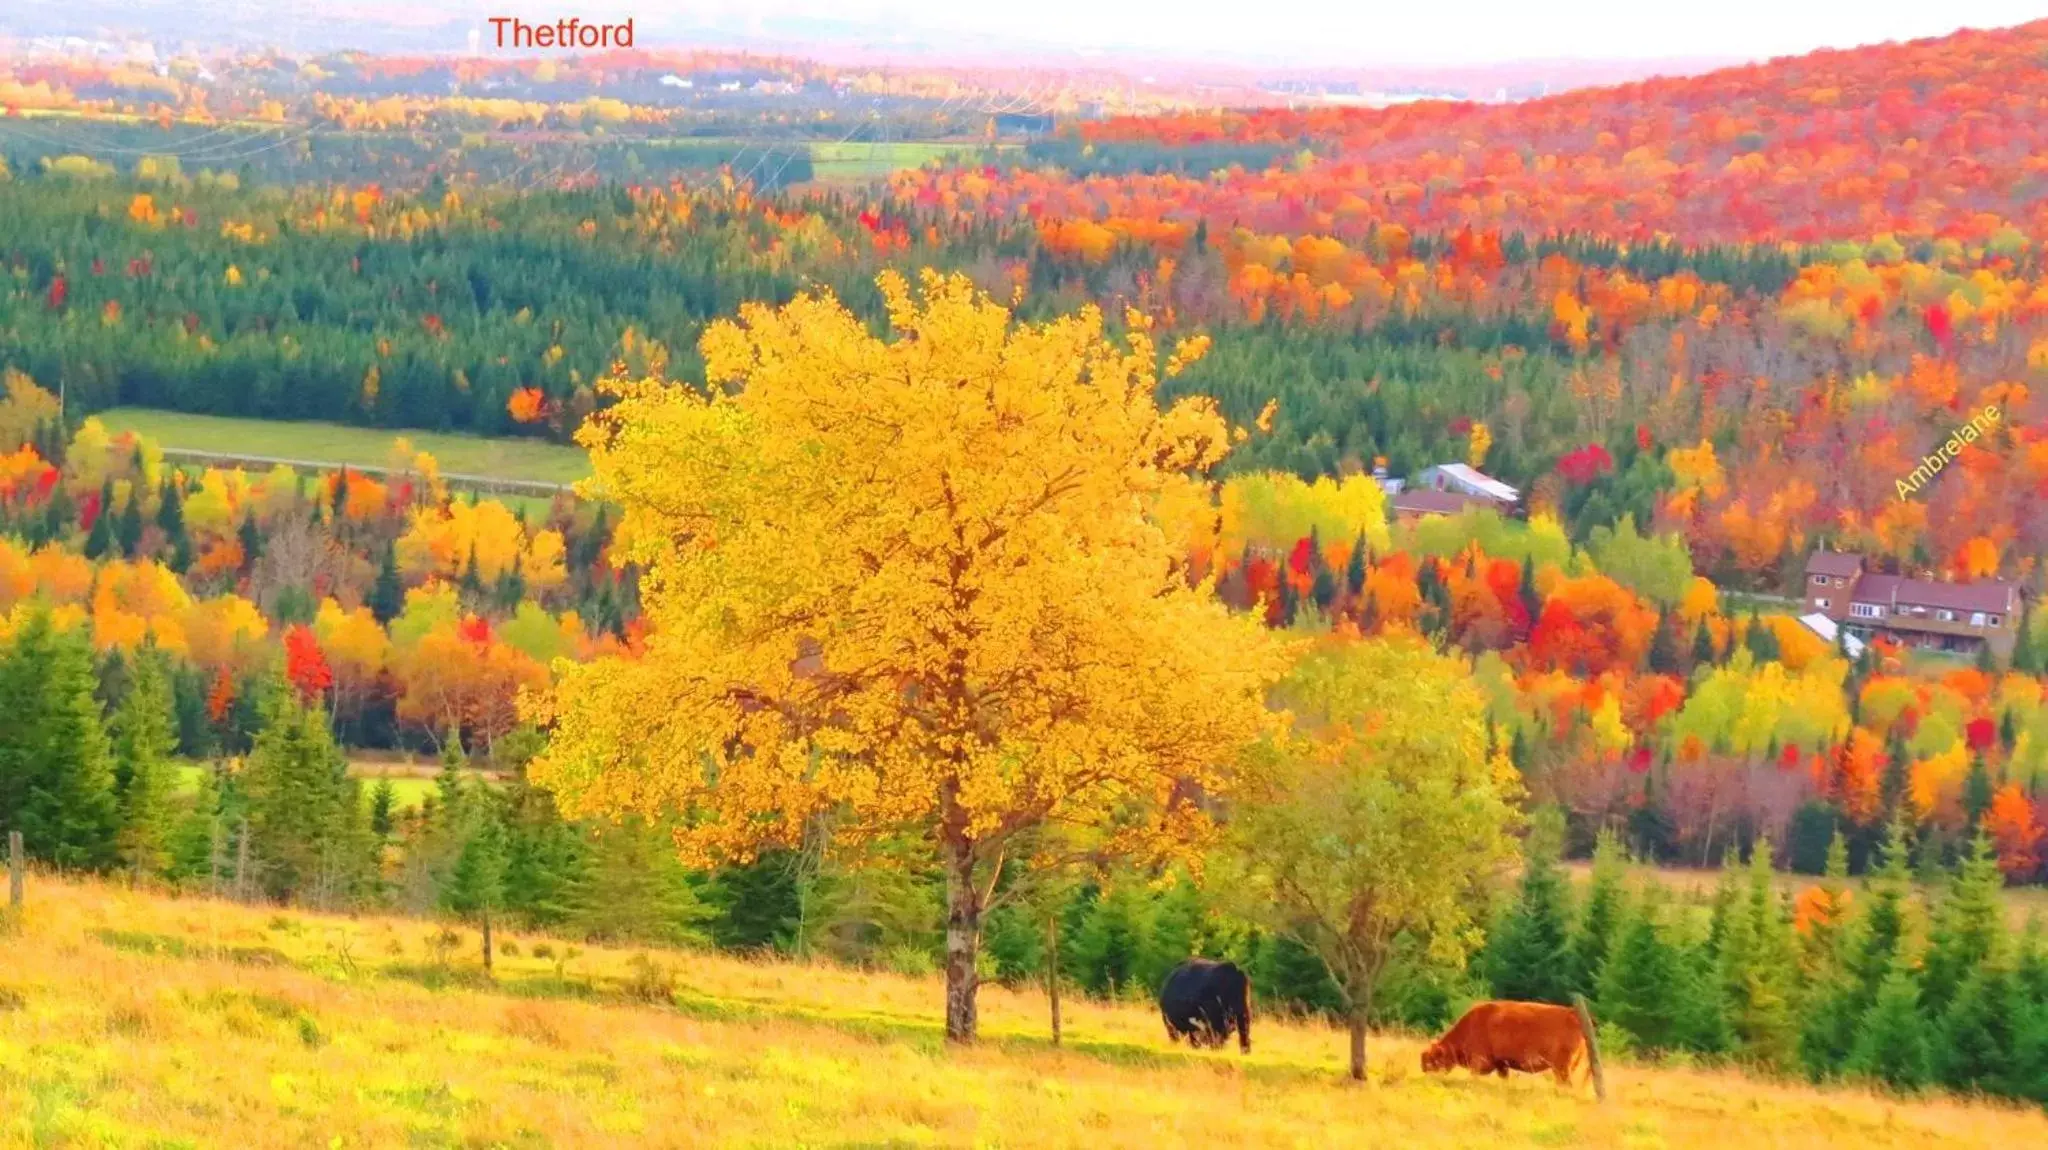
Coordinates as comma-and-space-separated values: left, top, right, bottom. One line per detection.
461, 544, 486, 598
1935, 962, 2020, 1093
165, 764, 225, 888
1879, 730, 1911, 821
1922, 833, 2006, 1016
1716, 839, 1797, 1067
237, 513, 262, 574
1801, 813, 1913, 1077
1976, 640, 1998, 674
499, 777, 583, 930
84, 479, 115, 560
1647, 612, 1680, 675
1743, 611, 1780, 663
1571, 825, 1629, 996
369, 778, 396, 840
110, 644, 179, 877
115, 485, 144, 557
1517, 555, 1541, 629
240, 685, 372, 906
1847, 955, 1933, 1091
0, 608, 121, 869
155, 477, 184, 541
1597, 885, 1688, 1053
1692, 619, 1717, 667
2014, 603, 2041, 674
369, 543, 404, 625
1484, 805, 1577, 1003
441, 800, 508, 969
568, 817, 713, 947
1963, 756, 1995, 835
1344, 531, 1368, 597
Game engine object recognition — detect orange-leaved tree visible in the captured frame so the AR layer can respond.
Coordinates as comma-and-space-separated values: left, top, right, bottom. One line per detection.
528, 270, 1286, 1043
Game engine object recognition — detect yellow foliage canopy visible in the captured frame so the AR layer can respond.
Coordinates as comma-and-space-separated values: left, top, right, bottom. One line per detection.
531, 272, 1286, 946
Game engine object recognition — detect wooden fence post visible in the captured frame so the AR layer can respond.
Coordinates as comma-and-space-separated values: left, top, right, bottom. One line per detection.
7, 831, 22, 909
1573, 994, 1607, 1102
1046, 914, 1062, 1047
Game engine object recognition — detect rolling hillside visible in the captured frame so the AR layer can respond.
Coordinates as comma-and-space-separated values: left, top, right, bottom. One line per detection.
1, 876, 2042, 1147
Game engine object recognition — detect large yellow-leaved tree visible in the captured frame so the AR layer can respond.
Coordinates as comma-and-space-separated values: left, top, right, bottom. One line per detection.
528, 271, 1286, 1042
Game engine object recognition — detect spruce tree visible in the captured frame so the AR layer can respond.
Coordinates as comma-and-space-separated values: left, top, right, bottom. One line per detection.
369, 778, 396, 840
1922, 833, 2006, 1016
1485, 806, 1577, 1004
568, 817, 713, 947
155, 477, 184, 541
1962, 756, 1994, 835
1344, 531, 1368, 597
1801, 813, 1913, 1077
0, 608, 121, 869
110, 644, 179, 877
1647, 612, 1680, 674
1597, 885, 1688, 1053
237, 513, 262, 573
1692, 619, 1717, 667
1717, 839, 1797, 1067
1571, 825, 1628, 996
240, 685, 371, 906
1518, 555, 1541, 636
115, 485, 144, 557
369, 543, 404, 625
441, 802, 508, 970
84, 481, 115, 560
1935, 962, 2020, 1093
1847, 955, 1933, 1091
2014, 603, 2041, 674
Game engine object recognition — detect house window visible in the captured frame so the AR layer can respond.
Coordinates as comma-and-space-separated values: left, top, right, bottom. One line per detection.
1936, 609, 1955, 622
1811, 574, 1828, 586
1971, 612, 1988, 627
1851, 603, 1883, 619
1816, 598, 1830, 609
1991, 615, 2002, 626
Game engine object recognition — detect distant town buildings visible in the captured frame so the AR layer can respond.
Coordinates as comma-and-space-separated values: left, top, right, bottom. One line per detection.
1802, 549, 2023, 659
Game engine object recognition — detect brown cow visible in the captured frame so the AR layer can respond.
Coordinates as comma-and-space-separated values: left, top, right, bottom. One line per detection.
1420, 1001, 1590, 1088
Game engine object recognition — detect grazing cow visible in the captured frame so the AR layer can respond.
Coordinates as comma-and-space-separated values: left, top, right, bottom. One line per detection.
1421, 1001, 1589, 1087
1158, 959, 1252, 1052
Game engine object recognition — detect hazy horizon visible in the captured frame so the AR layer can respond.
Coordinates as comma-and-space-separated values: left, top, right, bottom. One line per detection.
4, 0, 2043, 74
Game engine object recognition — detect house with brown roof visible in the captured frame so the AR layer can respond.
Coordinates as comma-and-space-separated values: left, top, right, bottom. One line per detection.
1389, 487, 1483, 524
1802, 549, 2023, 659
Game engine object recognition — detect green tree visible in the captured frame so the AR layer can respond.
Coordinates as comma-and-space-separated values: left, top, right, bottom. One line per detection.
0, 609, 120, 869
1922, 832, 2006, 1017
1484, 804, 1577, 1004
1570, 825, 1629, 996
1597, 885, 1691, 1054
110, 644, 179, 877
1226, 636, 1520, 1080
440, 801, 508, 971
369, 543, 404, 625
568, 817, 713, 948
1847, 955, 1933, 1091
240, 685, 371, 906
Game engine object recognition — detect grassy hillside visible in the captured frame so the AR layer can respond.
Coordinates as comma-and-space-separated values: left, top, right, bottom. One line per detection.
1, 878, 2041, 1147
94, 409, 591, 487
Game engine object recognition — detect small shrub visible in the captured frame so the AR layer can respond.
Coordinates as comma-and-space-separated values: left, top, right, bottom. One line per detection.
624, 953, 677, 1004
530, 943, 554, 960
882, 944, 938, 979
0, 985, 24, 1012
296, 1013, 326, 1048
499, 940, 521, 958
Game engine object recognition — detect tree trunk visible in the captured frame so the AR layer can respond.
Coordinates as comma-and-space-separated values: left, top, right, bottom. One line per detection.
482, 909, 494, 974
1046, 914, 1062, 1047
943, 841, 982, 1044
1348, 1009, 1368, 1082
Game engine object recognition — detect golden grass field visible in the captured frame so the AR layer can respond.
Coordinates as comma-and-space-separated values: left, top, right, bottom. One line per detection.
1, 876, 2043, 1148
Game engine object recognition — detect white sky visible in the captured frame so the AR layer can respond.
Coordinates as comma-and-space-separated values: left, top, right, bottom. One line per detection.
661, 0, 2048, 67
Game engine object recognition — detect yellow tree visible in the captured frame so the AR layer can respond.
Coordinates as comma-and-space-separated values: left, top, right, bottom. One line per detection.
530, 271, 1286, 1042
1223, 634, 1521, 1080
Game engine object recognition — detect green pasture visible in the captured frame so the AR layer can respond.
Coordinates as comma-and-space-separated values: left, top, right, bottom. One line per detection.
96, 408, 591, 488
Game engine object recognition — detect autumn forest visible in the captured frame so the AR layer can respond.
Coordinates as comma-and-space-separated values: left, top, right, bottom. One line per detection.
7, 14, 2048, 1123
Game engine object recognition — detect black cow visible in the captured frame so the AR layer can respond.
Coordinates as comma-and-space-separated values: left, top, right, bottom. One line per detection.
1158, 959, 1252, 1052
